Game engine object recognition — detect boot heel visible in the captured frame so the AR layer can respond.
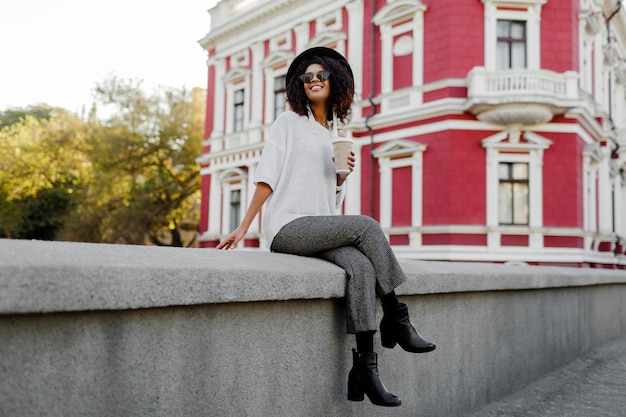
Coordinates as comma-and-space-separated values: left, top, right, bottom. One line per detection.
380, 303, 436, 353
348, 350, 402, 407
347, 380, 364, 401
380, 329, 397, 349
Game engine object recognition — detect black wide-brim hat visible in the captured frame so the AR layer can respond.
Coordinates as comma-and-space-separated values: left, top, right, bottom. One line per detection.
286, 46, 354, 86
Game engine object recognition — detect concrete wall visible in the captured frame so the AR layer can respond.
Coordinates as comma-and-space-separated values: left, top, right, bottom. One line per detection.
1, 239, 625, 417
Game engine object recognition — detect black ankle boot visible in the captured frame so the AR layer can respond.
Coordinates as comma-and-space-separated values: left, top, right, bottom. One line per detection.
380, 303, 436, 353
347, 349, 401, 407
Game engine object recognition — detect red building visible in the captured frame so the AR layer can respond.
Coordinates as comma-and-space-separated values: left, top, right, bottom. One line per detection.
197, 0, 626, 268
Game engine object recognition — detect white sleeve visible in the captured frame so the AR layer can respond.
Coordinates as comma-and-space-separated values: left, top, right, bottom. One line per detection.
253, 118, 287, 190
335, 181, 347, 212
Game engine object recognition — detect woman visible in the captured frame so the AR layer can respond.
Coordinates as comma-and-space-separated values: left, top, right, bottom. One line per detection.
217, 47, 435, 407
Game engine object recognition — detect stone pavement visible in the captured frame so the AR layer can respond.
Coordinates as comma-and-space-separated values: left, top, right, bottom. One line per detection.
467, 336, 626, 417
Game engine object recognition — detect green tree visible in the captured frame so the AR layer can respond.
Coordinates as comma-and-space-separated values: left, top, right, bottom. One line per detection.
0, 109, 93, 239
0, 104, 55, 127
0, 77, 204, 246
60, 76, 204, 246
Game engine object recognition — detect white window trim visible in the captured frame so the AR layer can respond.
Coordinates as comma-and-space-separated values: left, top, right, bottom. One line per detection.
482, 0, 546, 71
224, 68, 251, 135
305, 30, 348, 54
269, 32, 292, 53
316, 9, 343, 32
230, 50, 250, 69
373, 1, 427, 96
261, 50, 292, 125
219, 168, 248, 236
482, 129, 552, 250
263, 66, 289, 125
372, 139, 427, 248
582, 143, 601, 249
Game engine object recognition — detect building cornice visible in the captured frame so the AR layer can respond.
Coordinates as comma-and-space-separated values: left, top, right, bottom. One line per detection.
199, 0, 301, 49
372, 139, 427, 158
199, 0, 351, 50
373, 0, 427, 26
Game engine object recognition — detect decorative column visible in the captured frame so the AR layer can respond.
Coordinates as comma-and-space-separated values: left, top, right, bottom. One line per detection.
249, 42, 264, 144
247, 163, 259, 234
346, 0, 364, 121
208, 171, 222, 236
212, 58, 226, 152
410, 151, 424, 248
294, 22, 309, 52
485, 147, 501, 249
598, 145, 612, 233
528, 149, 544, 249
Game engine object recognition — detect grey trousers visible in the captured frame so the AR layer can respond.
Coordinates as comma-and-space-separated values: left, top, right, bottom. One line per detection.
270, 215, 407, 334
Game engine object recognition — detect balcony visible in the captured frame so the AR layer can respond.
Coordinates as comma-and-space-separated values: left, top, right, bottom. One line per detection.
196, 125, 268, 171
466, 67, 581, 126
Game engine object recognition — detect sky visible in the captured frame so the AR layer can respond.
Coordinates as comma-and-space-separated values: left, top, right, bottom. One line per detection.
0, 0, 219, 114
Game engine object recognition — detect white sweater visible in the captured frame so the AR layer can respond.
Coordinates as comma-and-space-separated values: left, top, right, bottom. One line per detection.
254, 111, 347, 248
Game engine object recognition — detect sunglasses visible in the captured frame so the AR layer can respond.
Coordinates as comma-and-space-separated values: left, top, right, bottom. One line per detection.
299, 70, 331, 84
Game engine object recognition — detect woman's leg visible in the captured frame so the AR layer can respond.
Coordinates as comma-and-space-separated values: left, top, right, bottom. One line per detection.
315, 246, 378, 334
272, 214, 436, 353
271, 215, 406, 296
270, 216, 423, 406
314, 247, 400, 407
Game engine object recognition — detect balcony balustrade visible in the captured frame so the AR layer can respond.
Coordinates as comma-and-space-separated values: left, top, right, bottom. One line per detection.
466, 67, 581, 126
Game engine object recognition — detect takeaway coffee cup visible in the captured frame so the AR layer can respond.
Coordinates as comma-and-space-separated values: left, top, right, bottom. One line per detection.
332, 137, 353, 174
330, 112, 352, 174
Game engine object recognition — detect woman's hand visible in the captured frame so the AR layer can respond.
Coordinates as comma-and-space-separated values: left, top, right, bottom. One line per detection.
336, 150, 356, 186
216, 227, 247, 250
215, 182, 273, 250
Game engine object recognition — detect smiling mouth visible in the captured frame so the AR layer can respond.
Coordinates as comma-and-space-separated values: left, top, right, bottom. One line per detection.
310, 85, 323, 91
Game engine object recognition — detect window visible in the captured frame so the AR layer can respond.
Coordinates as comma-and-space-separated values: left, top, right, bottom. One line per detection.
233, 89, 244, 132
483, 130, 552, 249
261, 49, 291, 124
498, 162, 529, 225
497, 20, 526, 70
483, 1, 545, 70
219, 168, 247, 237
229, 189, 241, 231
223, 66, 251, 137
373, 1, 427, 112
372, 139, 427, 248
273, 75, 286, 120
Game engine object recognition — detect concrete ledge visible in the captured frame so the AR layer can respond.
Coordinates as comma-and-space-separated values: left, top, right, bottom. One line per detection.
2, 239, 625, 314
1, 239, 626, 417
0, 239, 345, 313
